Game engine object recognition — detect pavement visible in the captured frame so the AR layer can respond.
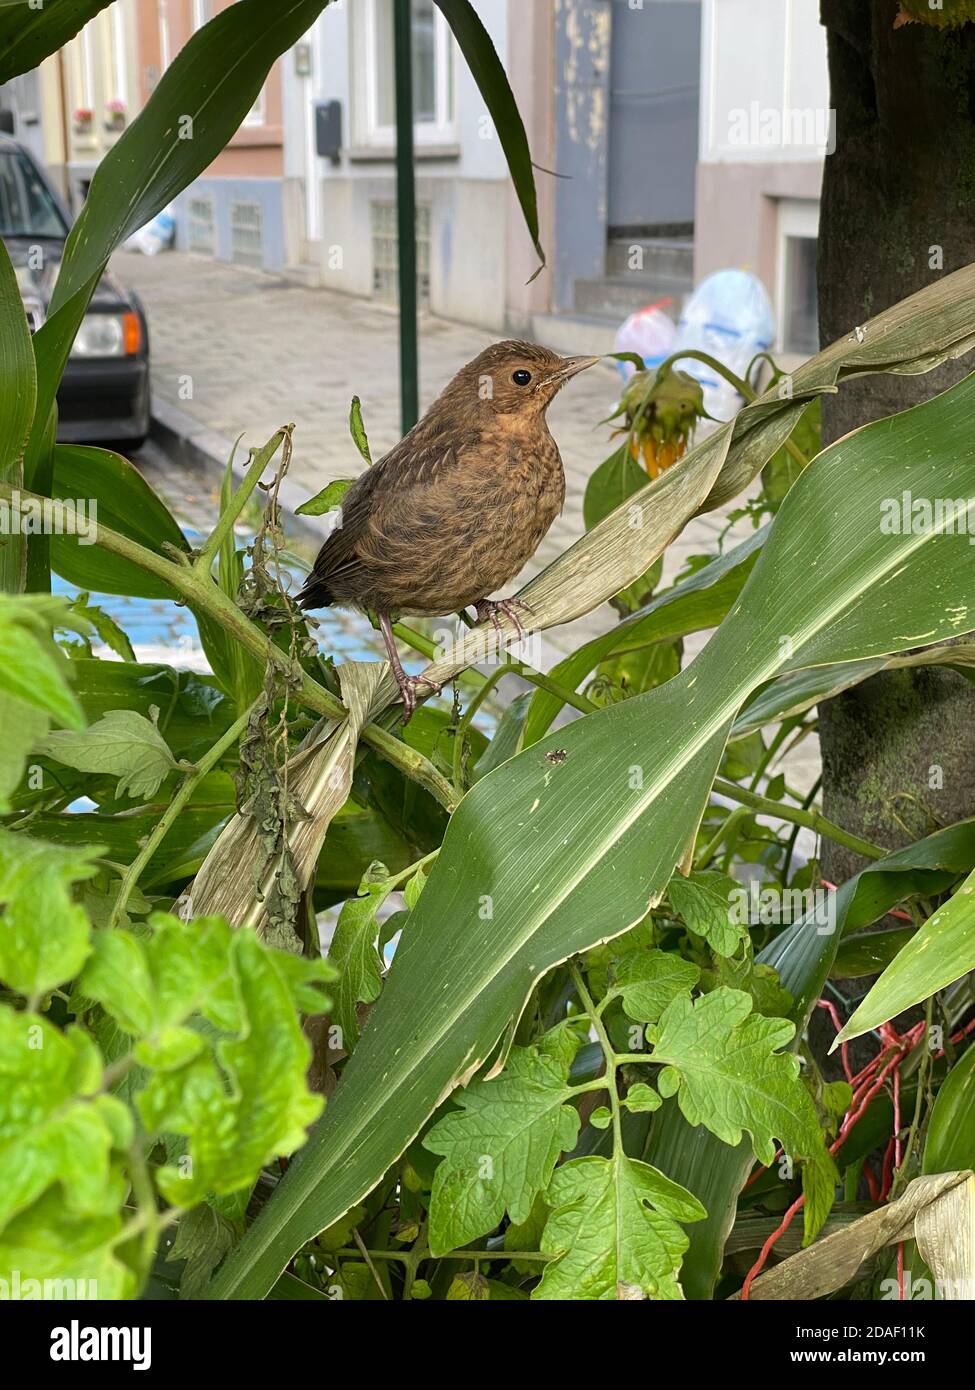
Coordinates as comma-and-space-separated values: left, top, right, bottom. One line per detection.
112, 248, 820, 800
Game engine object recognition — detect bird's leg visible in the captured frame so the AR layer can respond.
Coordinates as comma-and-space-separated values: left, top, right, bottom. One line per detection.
377, 613, 441, 723
473, 597, 533, 643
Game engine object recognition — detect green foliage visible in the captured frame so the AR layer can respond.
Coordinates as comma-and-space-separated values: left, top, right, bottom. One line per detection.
536, 1155, 705, 1300
296, 479, 353, 519
325, 862, 393, 1051
0, 830, 98, 998
646, 990, 829, 1181
37, 709, 177, 801
425, 1046, 581, 1256
0, 832, 333, 1295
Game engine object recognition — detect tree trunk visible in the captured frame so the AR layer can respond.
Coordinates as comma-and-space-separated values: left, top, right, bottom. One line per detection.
817, 0, 975, 887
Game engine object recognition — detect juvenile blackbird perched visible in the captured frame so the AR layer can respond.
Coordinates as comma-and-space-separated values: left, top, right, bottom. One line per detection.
298, 340, 600, 718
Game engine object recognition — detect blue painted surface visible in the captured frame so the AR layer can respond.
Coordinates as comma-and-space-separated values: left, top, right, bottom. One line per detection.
554, 0, 613, 311
52, 522, 383, 667
51, 572, 386, 667
174, 177, 286, 273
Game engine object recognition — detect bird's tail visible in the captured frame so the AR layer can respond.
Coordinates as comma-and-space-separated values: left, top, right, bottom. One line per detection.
296, 576, 333, 609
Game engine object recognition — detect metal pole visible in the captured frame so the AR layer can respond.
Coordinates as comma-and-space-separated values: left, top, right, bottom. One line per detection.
393, 0, 419, 435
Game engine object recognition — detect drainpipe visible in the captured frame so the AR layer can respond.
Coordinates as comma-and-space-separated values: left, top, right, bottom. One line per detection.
56, 48, 71, 206
393, 0, 418, 435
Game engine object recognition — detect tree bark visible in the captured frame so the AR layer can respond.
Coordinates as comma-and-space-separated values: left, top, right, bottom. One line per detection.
817, 0, 975, 887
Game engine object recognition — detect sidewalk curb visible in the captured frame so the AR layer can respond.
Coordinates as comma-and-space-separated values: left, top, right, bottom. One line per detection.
149, 393, 337, 545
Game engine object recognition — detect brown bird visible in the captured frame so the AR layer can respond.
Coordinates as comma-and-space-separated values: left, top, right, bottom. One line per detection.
298, 340, 600, 718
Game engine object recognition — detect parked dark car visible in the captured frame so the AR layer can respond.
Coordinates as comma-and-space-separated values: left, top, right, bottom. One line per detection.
0, 134, 150, 449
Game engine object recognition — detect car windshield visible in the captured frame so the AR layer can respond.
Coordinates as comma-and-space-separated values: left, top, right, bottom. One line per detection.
0, 149, 68, 238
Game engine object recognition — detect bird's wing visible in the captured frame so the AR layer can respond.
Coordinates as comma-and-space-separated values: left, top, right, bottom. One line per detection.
300, 425, 461, 601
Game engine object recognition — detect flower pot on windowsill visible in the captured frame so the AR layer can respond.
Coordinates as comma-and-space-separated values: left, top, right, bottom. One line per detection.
105, 109, 126, 133
73, 112, 93, 136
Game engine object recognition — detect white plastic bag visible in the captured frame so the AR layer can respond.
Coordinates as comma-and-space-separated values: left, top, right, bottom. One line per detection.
671, 269, 774, 421
613, 299, 677, 382
123, 206, 175, 256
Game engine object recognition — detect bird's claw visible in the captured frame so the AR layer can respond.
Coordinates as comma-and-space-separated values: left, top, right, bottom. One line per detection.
474, 597, 533, 643
397, 673, 443, 724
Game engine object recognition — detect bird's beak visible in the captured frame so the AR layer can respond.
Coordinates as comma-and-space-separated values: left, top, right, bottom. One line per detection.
551, 354, 602, 383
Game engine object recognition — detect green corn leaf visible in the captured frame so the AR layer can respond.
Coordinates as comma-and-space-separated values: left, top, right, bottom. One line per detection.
923, 1042, 975, 1176
523, 528, 766, 745
0, 1, 115, 85
433, 0, 543, 273
0, 235, 36, 593
837, 866, 975, 1046
50, 445, 190, 599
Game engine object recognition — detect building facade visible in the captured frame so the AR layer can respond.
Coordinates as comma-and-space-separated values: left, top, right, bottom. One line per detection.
0, 0, 830, 360
133, 0, 288, 270
696, 0, 828, 356
282, 0, 516, 329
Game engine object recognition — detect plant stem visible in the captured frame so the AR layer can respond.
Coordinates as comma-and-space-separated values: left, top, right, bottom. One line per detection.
452, 663, 512, 791
353, 1229, 389, 1300
781, 774, 822, 884
891, 995, 935, 1201
333, 1246, 551, 1264
195, 429, 285, 575
712, 777, 885, 861
571, 965, 623, 1151
383, 847, 440, 891
695, 805, 749, 870
109, 705, 254, 928
504, 658, 598, 716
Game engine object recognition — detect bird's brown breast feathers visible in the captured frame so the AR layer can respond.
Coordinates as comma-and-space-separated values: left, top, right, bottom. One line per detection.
307, 412, 564, 616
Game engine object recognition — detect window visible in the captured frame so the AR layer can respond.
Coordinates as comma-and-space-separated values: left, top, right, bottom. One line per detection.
782, 236, 818, 355
111, 5, 128, 105
230, 200, 263, 267
187, 195, 216, 254
0, 150, 69, 238
776, 200, 819, 358
356, 0, 456, 147
242, 87, 266, 128
371, 200, 431, 306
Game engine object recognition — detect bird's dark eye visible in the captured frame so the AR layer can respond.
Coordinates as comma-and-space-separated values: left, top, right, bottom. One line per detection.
512, 369, 532, 386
